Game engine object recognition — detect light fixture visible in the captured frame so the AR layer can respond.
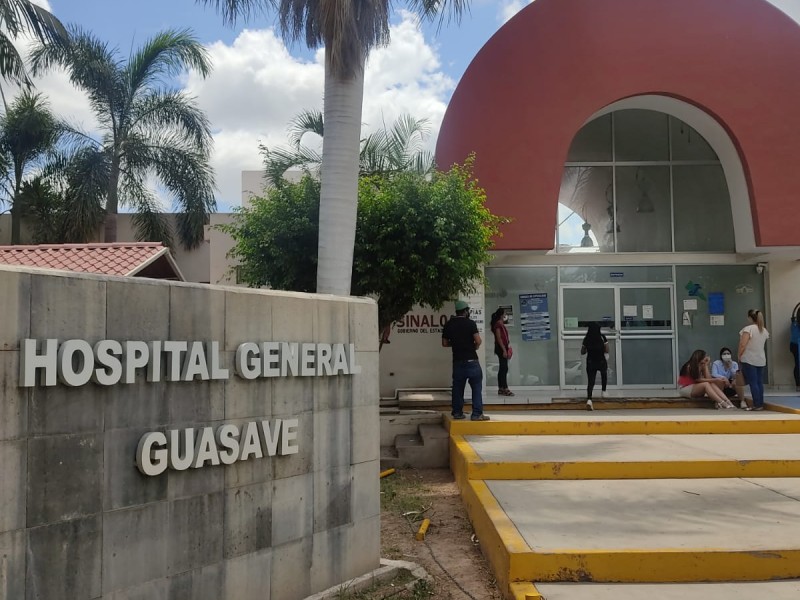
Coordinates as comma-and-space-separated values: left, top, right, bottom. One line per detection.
580, 222, 594, 247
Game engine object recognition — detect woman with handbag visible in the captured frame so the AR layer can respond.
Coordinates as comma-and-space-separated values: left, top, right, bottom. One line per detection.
491, 307, 514, 396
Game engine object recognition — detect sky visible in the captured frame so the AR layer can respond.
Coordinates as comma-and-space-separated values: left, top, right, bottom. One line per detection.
18, 0, 800, 212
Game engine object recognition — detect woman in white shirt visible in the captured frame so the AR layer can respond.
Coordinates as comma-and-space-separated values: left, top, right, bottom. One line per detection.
738, 309, 770, 411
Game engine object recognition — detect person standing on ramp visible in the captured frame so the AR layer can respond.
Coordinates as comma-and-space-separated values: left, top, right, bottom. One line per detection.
442, 300, 490, 421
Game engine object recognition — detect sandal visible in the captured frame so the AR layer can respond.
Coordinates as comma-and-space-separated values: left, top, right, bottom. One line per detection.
500, 389, 515, 396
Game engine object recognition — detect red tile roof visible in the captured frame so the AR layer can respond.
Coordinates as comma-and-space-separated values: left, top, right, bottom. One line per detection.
0, 243, 183, 280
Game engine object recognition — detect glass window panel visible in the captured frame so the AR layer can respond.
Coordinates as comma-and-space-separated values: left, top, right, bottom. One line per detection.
670, 117, 718, 161
557, 166, 613, 253
559, 266, 673, 283
563, 338, 619, 386
619, 288, 672, 331
621, 338, 674, 385
567, 114, 612, 162
614, 109, 669, 161
562, 288, 616, 331
673, 165, 734, 252
485, 267, 559, 387
615, 166, 672, 252
675, 265, 766, 373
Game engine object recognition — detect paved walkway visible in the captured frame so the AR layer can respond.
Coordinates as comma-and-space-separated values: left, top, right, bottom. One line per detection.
535, 581, 800, 599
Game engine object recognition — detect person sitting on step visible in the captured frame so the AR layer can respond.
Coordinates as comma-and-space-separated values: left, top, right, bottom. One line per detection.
678, 349, 736, 409
711, 346, 750, 409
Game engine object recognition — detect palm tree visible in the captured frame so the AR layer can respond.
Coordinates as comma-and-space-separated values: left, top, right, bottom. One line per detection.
0, 0, 67, 106
263, 109, 433, 186
30, 28, 216, 249
0, 90, 62, 243
196, 0, 468, 295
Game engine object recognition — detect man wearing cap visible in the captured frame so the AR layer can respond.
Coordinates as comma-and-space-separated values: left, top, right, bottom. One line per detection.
442, 300, 489, 421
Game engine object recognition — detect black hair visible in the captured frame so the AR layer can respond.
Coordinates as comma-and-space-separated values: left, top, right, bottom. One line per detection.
490, 307, 505, 327
719, 347, 732, 359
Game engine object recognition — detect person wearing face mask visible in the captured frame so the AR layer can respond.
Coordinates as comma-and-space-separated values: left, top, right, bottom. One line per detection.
490, 307, 514, 397
678, 349, 737, 409
711, 347, 750, 410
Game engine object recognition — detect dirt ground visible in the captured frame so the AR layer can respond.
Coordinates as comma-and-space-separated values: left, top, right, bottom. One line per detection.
379, 468, 504, 600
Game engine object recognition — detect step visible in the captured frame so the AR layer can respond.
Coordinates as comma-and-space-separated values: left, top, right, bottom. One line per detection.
393, 425, 449, 469
524, 581, 800, 600
446, 408, 800, 436
458, 433, 800, 479
482, 477, 800, 583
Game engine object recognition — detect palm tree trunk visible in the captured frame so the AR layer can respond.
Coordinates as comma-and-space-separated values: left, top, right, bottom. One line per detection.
316, 55, 365, 296
104, 156, 120, 243
10, 169, 22, 244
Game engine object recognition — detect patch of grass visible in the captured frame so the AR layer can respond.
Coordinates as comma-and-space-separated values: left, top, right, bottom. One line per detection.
333, 570, 415, 599
380, 471, 427, 518
410, 578, 435, 599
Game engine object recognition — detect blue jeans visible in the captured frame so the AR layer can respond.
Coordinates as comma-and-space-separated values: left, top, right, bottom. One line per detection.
741, 362, 765, 408
452, 360, 484, 417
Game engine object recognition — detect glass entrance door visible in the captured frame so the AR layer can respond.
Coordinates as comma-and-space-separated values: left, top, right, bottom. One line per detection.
560, 285, 675, 388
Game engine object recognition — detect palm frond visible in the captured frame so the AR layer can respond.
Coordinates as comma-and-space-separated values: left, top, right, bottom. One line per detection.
288, 108, 323, 149
125, 29, 212, 97
30, 26, 126, 122
261, 143, 321, 187
407, 0, 470, 28
193, 0, 273, 26
129, 90, 212, 151
0, 31, 30, 86
0, 0, 68, 44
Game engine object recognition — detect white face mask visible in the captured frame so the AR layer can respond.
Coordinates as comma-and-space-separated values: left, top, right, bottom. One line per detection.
721, 353, 732, 362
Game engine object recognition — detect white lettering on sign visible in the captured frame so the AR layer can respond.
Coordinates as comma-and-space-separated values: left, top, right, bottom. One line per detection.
20, 340, 361, 387
135, 419, 300, 476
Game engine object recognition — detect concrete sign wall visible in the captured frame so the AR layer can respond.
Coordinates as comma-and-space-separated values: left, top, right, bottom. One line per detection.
0, 266, 380, 600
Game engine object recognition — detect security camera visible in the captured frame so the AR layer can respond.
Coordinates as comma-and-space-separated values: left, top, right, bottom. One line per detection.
756, 263, 767, 275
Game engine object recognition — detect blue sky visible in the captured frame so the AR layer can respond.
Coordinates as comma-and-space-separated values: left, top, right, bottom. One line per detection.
29, 0, 800, 211
34, 0, 529, 210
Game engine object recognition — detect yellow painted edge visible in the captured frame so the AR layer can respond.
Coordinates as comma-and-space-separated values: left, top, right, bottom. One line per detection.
766, 402, 800, 415
509, 581, 544, 600
509, 548, 800, 583
415, 518, 430, 541
468, 459, 800, 480
449, 418, 800, 436
379, 468, 395, 478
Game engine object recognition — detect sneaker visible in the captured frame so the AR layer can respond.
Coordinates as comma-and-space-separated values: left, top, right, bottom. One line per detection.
452, 413, 466, 420
586, 399, 594, 411
601, 391, 609, 399
470, 414, 491, 421
752, 406, 764, 411
740, 400, 748, 410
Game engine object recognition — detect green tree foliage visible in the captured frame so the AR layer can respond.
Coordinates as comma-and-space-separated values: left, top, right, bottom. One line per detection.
197, 0, 469, 296
0, 0, 66, 92
222, 159, 505, 334
30, 27, 216, 248
0, 90, 62, 243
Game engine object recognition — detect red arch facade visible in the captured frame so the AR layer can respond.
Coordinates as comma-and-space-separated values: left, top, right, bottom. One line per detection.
436, 0, 800, 250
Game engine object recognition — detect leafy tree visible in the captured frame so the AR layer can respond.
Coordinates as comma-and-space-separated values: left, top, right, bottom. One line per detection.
221, 160, 505, 341
196, 0, 468, 295
30, 28, 216, 249
0, 90, 62, 243
0, 0, 67, 101
263, 109, 433, 186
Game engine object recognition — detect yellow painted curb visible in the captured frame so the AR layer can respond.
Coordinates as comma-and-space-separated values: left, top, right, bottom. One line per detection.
415, 518, 430, 541
379, 468, 395, 478
509, 582, 544, 600
449, 418, 800, 436
766, 402, 800, 415
510, 548, 800, 583
467, 459, 800, 480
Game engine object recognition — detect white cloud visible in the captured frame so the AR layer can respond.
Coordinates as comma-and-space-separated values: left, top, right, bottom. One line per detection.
498, 0, 534, 24
184, 11, 454, 207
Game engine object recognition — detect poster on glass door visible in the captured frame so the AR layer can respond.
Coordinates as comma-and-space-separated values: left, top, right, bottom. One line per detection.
519, 293, 551, 341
